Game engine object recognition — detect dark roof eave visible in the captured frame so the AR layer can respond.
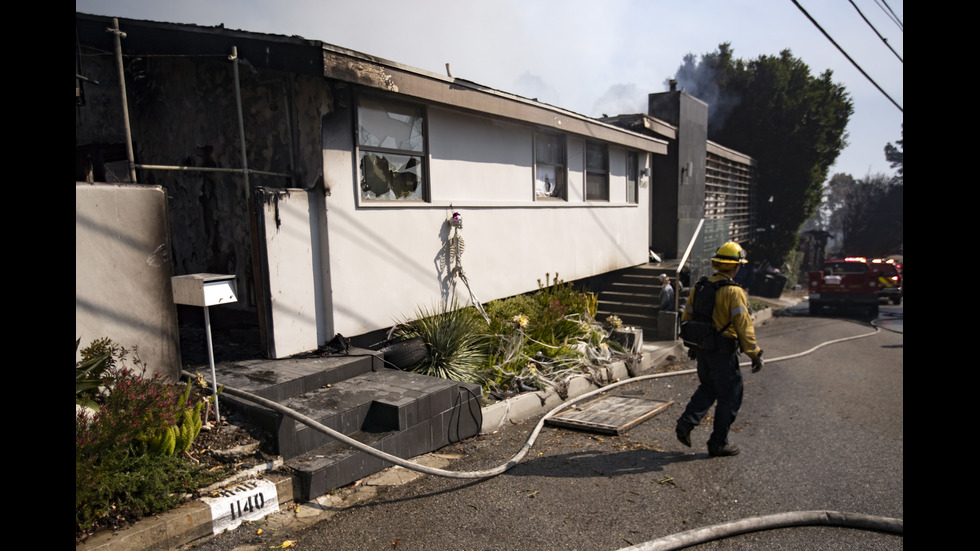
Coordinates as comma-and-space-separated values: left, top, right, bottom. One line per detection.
76, 12, 326, 76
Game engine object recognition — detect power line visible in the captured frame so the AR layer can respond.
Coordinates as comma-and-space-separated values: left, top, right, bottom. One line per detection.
849, 0, 902, 63
874, 0, 904, 32
790, 0, 903, 113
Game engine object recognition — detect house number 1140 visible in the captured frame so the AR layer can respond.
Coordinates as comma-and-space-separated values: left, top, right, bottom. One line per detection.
203, 478, 280, 535
230, 491, 266, 519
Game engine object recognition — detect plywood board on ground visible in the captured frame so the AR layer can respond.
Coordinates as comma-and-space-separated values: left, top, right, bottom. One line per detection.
546, 395, 673, 435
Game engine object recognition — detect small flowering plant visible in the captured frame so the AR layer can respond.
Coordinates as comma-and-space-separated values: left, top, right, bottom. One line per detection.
76, 366, 195, 458
606, 315, 623, 329
76, 341, 209, 460
512, 313, 529, 328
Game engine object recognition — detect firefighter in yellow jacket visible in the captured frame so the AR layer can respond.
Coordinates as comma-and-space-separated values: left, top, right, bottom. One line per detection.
676, 241, 763, 457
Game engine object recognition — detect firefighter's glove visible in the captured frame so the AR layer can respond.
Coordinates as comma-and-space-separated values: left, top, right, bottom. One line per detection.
751, 351, 764, 373
687, 348, 697, 360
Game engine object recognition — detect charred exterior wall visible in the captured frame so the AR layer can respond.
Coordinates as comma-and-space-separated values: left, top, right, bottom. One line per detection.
648, 89, 708, 259
76, 28, 330, 337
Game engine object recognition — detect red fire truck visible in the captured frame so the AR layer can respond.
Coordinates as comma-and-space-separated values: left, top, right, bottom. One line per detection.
808, 257, 881, 317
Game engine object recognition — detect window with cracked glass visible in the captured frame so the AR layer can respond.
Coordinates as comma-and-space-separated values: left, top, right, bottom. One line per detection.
357, 96, 426, 201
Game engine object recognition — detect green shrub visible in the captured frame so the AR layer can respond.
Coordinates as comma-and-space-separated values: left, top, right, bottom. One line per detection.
75, 446, 225, 537
534, 272, 597, 321
485, 293, 542, 334
399, 274, 633, 399
483, 275, 620, 396
75, 339, 221, 538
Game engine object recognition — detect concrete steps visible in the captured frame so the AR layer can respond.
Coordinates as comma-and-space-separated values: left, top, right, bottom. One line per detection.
594, 262, 682, 339
195, 349, 482, 500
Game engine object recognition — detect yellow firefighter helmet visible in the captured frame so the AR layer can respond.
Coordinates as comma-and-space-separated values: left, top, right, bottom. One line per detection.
712, 241, 748, 265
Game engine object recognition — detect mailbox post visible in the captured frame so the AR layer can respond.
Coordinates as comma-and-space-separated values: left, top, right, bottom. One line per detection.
171, 273, 238, 423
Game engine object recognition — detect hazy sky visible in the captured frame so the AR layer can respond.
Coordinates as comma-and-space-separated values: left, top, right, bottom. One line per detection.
76, 0, 903, 181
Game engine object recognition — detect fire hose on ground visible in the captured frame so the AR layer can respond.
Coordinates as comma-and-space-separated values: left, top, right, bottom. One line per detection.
617, 510, 902, 550
182, 318, 902, 545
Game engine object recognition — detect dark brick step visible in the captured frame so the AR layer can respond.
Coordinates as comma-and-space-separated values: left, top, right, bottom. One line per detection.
197, 350, 485, 498
597, 300, 660, 316
285, 383, 482, 499
599, 289, 659, 304
199, 351, 379, 402
274, 369, 462, 459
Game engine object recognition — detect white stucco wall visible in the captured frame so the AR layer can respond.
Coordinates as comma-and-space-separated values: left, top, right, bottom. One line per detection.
318, 100, 652, 338
253, 190, 321, 358
428, 108, 533, 202
75, 182, 181, 377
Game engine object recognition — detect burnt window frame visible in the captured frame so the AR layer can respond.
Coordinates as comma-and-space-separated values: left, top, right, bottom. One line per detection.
355, 94, 429, 203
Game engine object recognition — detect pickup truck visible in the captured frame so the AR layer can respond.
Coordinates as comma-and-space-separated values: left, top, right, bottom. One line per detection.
808, 257, 880, 317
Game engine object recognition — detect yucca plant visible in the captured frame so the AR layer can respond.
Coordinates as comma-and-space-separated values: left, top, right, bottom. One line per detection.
394, 301, 488, 384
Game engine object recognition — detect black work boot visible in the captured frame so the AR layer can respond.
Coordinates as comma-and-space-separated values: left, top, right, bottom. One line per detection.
708, 444, 740, 457
675, 424, 692, 447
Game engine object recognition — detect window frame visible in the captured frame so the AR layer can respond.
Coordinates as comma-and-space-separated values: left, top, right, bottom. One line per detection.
626, 150, 639, 204
534, 130, 567, 200
585, 140, 609, 202
355, 94, 429, 203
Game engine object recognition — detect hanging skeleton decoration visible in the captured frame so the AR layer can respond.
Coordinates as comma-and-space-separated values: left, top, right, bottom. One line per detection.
447, 210, 490, 324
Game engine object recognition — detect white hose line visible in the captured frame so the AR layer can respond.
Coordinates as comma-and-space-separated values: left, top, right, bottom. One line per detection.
617, 510, 903, 550
190, 319, 884, 481
738, 322, 880, 368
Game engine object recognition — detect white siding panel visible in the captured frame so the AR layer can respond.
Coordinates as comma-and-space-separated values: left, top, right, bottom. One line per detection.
428, 107, 533, 202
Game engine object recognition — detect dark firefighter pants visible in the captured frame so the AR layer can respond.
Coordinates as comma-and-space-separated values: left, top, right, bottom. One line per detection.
677, 347, 744, 449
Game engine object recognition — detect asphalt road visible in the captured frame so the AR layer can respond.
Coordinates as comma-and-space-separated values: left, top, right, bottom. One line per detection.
189, 307, 903, 550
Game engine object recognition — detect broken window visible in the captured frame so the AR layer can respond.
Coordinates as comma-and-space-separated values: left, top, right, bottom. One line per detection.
585, 141, 609, 201
357, 96, 426, 201
535, 131, 566, 199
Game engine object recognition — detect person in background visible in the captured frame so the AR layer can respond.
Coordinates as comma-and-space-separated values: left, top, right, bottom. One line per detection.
658, 273, 675, 312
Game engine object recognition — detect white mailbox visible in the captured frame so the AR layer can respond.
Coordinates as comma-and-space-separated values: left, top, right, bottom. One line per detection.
171, 273, 238, 423
172, 273, 238, 307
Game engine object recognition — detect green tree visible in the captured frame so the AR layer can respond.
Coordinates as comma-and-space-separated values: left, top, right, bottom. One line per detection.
822, 172, 856, 234
828, 173, 903, 257
675, 43, 853, 264
800, 172, 850, 233
884, 124, 903, 183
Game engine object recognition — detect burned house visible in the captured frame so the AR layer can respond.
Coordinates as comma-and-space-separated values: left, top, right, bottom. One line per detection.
76, 13, 687, 374
75, 13, 763, 496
